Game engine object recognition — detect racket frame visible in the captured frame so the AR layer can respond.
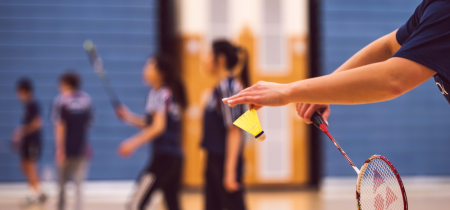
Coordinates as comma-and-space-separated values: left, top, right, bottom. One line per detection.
356, 155, 408, 210
84, 40, 121, 108
311, 112, 408, 209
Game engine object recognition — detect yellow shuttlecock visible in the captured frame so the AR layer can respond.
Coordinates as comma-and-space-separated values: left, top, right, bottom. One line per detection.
233, 109, 266, 141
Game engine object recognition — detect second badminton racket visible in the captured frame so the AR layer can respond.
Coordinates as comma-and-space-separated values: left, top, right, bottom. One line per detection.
83, 40, 121, 108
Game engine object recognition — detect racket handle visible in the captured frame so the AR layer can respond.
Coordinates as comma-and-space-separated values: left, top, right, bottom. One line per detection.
311, 112, 326, 129
111, 99, 121, 109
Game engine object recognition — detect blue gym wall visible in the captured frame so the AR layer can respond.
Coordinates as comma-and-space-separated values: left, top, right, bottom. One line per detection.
321, 0, 450, 176
0, 0, 157, 181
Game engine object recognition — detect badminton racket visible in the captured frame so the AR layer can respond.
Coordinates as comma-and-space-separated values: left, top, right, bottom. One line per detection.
311, 112, 408, 210
83, 40, 121, 108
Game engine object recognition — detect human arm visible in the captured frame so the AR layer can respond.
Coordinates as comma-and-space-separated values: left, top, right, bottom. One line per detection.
224, 57, 436, 106
334, 30, 401, 73
12, 115, 43, 143
23, 117, 42, 135
55, 120, 66, 166
296, 30, 401, 123
118, 112, 166, 157
14, 102, 43, 143
223, 126, 242, 192
115, 105, 146, 128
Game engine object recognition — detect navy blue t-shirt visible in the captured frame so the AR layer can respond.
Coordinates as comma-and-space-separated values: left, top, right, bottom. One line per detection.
145, 87, 183, 157
201, 77, 245, 155
52, 91, 93, 158
22, 100, 41, 143
393, 0, 450, 104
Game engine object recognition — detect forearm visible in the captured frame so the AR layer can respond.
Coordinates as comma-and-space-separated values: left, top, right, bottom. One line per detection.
127, 125, 164, 148
55, 122, 65, 152
225, 126, 241, 176
287, 58, 435, 104
124, 113, 146, 128
23, 117, 42, 135
334, 30, 400, 73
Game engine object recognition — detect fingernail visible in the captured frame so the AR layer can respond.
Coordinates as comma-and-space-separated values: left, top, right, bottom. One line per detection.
222, 98, 228, 102
228, 99, 233, 103
326, 120, 329, 126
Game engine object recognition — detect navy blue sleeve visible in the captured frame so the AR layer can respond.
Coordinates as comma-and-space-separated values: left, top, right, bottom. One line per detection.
396, 1, 425, 45
393, 0, 450, 80
22, 102, 40, 125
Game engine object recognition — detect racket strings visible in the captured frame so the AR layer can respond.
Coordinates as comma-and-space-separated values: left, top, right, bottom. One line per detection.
359, 159, 404, 210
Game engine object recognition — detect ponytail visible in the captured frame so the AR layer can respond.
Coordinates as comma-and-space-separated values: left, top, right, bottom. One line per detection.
212, 40, 250, 88
237, 47, 250, 88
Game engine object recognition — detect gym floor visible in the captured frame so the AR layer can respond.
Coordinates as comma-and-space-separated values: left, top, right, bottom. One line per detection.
0, 177, 449, 210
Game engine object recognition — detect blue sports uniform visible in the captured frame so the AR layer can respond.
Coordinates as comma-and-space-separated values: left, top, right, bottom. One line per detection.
393, 0, 450, 104
128, 87, 182, 210
20, 100, 42, 161
51, 90, 93, 210
145, 87, 183, 157
51, 91, 93, 158
201, 77, 247, 210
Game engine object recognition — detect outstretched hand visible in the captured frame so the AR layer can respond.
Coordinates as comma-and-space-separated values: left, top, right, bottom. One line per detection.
115, 104, 129, 121
222, 81, 291, 110
118, 140, 137, 157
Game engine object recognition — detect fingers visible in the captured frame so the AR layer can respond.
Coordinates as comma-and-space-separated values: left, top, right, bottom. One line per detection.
249, 104, 263, 110
225, 96, 262, 108
321, 106, 331, 125
298, 103, 310, 120
295, 103, 304, 118
222, 82, 262, 106
303, 105, 317, 124
224, 181, 240, 192
118, 147, 129, 158
296, 104, 331, 125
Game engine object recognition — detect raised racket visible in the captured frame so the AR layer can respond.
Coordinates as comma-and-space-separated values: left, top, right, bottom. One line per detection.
83, 40, 121, 108
311, 112, 408, 210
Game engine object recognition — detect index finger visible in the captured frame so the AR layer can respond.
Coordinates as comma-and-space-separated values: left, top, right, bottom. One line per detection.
225, 95, 261, 107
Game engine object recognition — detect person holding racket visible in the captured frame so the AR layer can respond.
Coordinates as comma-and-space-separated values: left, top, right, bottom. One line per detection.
222, 2, 449, 209
223, 0, 450, 122
200, 40, 249, 210
115, 54, 187, 210
13, 78, 47, 207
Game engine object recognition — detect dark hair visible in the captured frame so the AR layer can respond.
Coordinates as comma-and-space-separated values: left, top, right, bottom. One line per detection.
212, 40, 250, 88
59, 70, 81, 89
16, 77, 33, 93
153, 54, 188, 110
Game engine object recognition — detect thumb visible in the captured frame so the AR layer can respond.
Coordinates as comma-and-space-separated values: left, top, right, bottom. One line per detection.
249, 104, 263, 110
321, 108, 330, 125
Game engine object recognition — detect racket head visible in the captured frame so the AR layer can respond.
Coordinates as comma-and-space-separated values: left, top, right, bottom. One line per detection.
356, 155, 407, 210
83, 40, 104, 75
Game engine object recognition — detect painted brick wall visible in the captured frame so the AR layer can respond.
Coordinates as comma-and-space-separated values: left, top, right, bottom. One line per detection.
0, 0, 157, 181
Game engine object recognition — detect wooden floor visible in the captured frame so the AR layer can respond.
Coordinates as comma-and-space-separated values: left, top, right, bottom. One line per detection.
0, 177, 449, 210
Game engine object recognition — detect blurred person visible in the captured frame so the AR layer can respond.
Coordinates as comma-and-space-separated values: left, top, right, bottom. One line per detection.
224, 0, 450, 123
52, 71, 93, 210
12, 78, 47, 207
115, 54, 187, 210
200, 40, 249, 210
